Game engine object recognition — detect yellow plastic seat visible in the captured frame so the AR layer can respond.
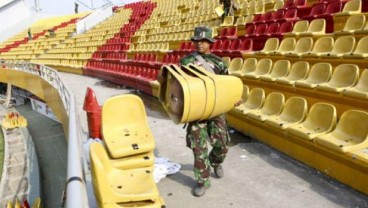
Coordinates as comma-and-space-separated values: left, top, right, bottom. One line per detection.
220, 16, 235, 27
234, 88, 265, 115
244, 15, 254, 24
301, 19, 326, 36
271, 38, 296, 55
6, 202, 12, 208
342, 69, 368, 100
159, 64, 243, 123
335, 0, 362, 16
234, 16, 246, 26
317, 64, 359, 93
347, 148, 368, 168
258, 38, 279, 55
90, 143, 159, 206
228, 57, 244, 75
31, 197, 41, 208
102, 94, 155, 158
273, 0, 284, 11
344, 36, 368, 58
315, 110, 368, 153
276, 61, 310, 85
106, 197, 165, 208
242, 85, 250, 101
321, 36, 356, 58
295, 63, 332, 88
232, 58, 257, 77
288, 20, 309, 36
255, 4, 265, 14
265, 97, 308, 130
285, 37, 314, 57
110, 151, 154, 170
247, 92, 285, 122
287, 103, 337, 141
335, 14, 366, 35
239, 2, 249, 16
260, 60, 290, 81
303, 36, 334, 57
222, 56, 231, 67
244, 58, 273, 79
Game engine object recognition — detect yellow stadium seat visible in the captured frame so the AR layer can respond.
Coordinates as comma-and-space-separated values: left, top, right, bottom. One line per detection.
110, 151, 154, 170
242, 85, 250, 101
273, 0, 284, 11
335, 14, 366, 35
222, 56, 231, 67
288, 20, 309, 36
32, 197, 41, 208
316, 64, 359, 93
258, 38, 279, 55
347, 148, 368, 167
303, 36, 334, 57
232, 58, 257, 77
102, 95, 155, 158
342, 69, 368, 100
234, 88, 265, 115
272, 38, 296, 55
104, 197, 165, 208
315, 110, 368, 153
6, 202, 12, 208
321, 36, 356, 58
234, 16, 246, 26
244, 58, 273, 79
265, 97, 308, 130
344, 36, 368, 58
276, 61, 310, 85
228, 57, 244, 75
260, 60, 290, 81
335, 0, 362, 16
90, 143, 159, 206
287, 103, 337, 141
302, 19, 326, 35
295, 63, 332, 89
244, 15, 254, 24
247, 92, 285, 122
239, 2, 249, 16
255, 4, 265, 14
220, 16, 235, 27
286, 37, 313, 57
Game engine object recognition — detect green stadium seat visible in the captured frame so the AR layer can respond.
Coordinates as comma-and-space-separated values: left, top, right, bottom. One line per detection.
247, 92, 285, 122
265, 97, 308, 130
287, 103, 337, 141
316, 64, 359, 93
315, 110, 368, 153
295, 63, 332, 89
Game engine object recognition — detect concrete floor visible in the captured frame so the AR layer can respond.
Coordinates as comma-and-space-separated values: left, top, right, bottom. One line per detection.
53, 72, 368, 208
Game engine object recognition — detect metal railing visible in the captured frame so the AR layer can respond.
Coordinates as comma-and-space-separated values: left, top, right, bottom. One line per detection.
0, 60, 89, 207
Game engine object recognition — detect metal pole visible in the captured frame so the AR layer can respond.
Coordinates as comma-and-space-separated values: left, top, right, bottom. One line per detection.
5, 83, 11, 108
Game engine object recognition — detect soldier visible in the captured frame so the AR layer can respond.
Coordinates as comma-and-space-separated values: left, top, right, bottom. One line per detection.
219, 0, 234, 22
180, 26, 239, 197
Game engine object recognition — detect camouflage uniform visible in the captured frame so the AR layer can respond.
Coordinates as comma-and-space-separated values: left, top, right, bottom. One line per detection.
219, 0, 234, 21
180, 52, 230, 188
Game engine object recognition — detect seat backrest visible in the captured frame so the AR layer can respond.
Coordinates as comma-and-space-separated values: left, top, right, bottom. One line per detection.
274, 9, 285, 20
223, 16, 234, 25
303, 103, 336, 132
307, 19, 326, 34
342, 0, 361, 13
354, 69, 368, 91
263, 12, 274, 22
241, 58, 257, 73
245, 24, 257, 35
284, 8, 298, 19
284, 0, 295, 8
270, 60, 291, 77
253, 14, 263, 22
325, 1, 342, 14
260, 92, 285, 115
328, 64, 359, 87
240, 38, 253, 51
293, 37, 313, 53
287, 61, 310, 80
279, 97, 308, 123
331, 110, 368, 143
255, 59, 273, 75
278, 21, 293, 34
292, 20, 309, 33
222, 56, 231, 67
306, 63, 332, 83
273, 0, 285, 11
242, 85, 250, 101
343, 14, 366, 31
330, 36, 356, 54
230, 39, 242, 50
309, 3, 326, 16
211, 40, 223, 50
266, 22, 280, 35
255, 24, 268, 35
221, 39, 232, 50
277, 38, 296, 53
353, 36, 368, 54
235, 16, 245, 26
262, 38, 279, 52
311, 36, 334, 54
245, 14, 254, 23
245, 88, 265, 109
228, 57, 243, 73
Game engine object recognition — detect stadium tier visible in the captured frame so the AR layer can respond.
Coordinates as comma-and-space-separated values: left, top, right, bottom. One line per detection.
1, 0, 368, 206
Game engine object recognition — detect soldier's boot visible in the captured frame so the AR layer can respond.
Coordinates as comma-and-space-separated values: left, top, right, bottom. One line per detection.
193, 184, 210, 197
214, 165, 224, 178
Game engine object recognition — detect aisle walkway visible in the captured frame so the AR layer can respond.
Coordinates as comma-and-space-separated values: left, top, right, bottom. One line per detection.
59, 72, 368, 208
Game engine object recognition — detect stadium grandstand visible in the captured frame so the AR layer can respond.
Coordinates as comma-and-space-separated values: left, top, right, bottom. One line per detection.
0, 0, 368, 207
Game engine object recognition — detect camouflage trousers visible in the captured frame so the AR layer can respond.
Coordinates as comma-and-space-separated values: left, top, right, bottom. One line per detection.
186, 114, 230, 188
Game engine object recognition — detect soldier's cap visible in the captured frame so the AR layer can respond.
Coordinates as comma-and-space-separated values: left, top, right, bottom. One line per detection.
191, 26, 216, 43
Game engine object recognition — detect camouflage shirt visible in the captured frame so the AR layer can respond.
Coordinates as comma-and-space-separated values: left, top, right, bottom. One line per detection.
180, 52, 228, 75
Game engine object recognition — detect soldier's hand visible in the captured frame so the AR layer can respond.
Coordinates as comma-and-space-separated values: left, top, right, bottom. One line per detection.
234, 99, 243, 107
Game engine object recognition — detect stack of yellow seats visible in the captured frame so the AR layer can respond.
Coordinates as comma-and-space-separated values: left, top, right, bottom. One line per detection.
1, 112, 28, 129
90, 94, 165, 208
